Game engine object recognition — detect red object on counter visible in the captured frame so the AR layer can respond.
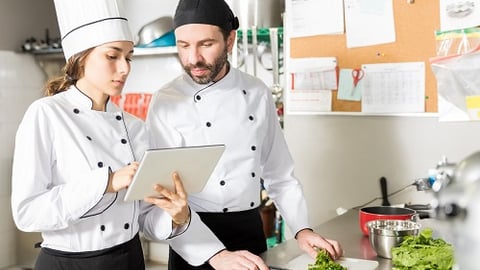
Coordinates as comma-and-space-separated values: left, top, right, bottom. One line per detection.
359, 206, 416, 236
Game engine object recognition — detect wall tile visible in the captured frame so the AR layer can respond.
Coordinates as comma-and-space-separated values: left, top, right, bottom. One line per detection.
0, 51, 46, 88
0, 228, 16, 268
0, 191, 16, 268
0, 196, 14, 231
0, 50, 44, 268
0, 157, 13, 198
124, 55, 183, 94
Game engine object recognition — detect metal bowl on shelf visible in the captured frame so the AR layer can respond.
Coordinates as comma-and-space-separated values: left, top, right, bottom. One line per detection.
367, 219, 421, 259
136, 16, 173, 47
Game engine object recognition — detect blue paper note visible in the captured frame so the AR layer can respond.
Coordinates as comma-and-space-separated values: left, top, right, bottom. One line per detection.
337, 68, 362, 101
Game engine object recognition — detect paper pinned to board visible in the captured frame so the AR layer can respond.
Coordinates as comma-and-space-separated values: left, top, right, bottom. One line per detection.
286, 0, 345, 38
338, 68, 363, 101
291, 68, 338, 91
361, 62, 425, 114
286, 57, 337, 114
289, 57, 338, 91
440, 0, 480, 31
344, 0, 395, 48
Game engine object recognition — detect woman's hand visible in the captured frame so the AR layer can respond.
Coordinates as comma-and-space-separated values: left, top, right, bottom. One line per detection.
106, 162, 139, 193
144, 172, 190, 226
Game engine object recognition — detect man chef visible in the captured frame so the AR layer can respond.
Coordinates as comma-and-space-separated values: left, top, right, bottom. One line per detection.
146, 0, 344, 269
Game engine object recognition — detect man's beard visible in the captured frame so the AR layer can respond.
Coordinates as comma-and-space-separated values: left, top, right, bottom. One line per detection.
183, 47, 228, 84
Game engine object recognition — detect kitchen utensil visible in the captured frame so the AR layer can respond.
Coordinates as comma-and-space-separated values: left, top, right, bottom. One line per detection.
286, 254, 379, 270
252, 25, 258, 76
136, 16, 173, 46
359, 206, 416, 235
351, 68, 365, 88
269, 28, 283, 106
380, 176, 391, 206
367, 219, 421, 259
404, 203, 432, 219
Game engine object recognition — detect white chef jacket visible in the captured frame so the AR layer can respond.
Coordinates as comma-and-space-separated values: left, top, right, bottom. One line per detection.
146, 67, 310, 265
11, 86, 182, 252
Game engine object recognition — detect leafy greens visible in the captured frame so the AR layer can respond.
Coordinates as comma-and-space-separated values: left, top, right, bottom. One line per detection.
307, 249, 346, 270
391, 228, 455, 270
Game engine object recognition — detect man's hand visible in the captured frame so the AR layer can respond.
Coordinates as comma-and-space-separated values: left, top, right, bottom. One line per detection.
209, 250, 269, 270
144, 172, 190, 226
296, 229, 343, 260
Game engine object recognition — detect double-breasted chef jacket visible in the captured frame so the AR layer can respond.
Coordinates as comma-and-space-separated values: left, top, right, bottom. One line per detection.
11, 86, 186, 252
146, 67, 310, 265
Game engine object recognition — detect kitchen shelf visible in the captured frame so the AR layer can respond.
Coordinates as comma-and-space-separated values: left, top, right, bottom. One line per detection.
134, 46, 177, 56
30, 46, 178, 79
29, 46, 178, 59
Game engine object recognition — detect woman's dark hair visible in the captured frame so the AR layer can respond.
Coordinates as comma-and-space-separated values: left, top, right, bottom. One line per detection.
43, 48, 93, 96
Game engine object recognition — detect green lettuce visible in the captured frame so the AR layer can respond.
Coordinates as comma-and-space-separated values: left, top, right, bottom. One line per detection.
307, 249, 346, 270
391, 228, 455, 270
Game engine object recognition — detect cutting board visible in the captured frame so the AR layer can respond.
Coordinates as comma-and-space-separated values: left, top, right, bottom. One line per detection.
286, 254, 379, 270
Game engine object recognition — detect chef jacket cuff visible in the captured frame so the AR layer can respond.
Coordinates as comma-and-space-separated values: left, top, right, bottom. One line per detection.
207, 248, 228, 265
168, 211, 225, 266
294, 227, 313, 239
169, 208, 191, 238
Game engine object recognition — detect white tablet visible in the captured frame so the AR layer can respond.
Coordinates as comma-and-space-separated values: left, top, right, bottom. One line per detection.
124, 144, 225, 201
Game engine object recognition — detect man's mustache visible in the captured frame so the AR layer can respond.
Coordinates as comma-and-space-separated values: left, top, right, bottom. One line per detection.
187, 62, 211, 69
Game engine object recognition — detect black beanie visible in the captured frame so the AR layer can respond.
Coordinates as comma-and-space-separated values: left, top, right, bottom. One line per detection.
173, 0, 240, 32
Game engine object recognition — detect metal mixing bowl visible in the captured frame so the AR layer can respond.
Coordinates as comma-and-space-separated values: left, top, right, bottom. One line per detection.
367, 219, 421, 259
136, 16, 173, 46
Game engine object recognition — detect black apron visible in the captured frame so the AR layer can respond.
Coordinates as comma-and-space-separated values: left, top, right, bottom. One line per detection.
34, 233, 145, 270
168, 208, 267, 270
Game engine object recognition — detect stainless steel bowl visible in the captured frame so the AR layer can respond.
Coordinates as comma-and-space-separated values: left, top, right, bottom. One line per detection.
136, 16, 173, 46
367, 219, 421, 259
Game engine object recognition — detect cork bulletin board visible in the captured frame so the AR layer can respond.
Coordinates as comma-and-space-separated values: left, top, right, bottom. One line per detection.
289, 0, 440, 113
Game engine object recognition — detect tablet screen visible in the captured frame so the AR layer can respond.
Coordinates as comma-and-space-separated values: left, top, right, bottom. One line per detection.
123, 144, 225, 201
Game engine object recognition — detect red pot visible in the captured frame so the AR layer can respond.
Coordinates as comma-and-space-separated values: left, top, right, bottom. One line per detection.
359, 206, 416, 235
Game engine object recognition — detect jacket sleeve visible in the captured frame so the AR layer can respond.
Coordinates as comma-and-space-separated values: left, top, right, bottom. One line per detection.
260, 88, 311, 235
168, 211, 225, 266
11, 101, 110, 232
138, 202, 175, 241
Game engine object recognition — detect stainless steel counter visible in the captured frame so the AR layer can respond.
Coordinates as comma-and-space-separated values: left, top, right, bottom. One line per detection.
262, 209, 452, 270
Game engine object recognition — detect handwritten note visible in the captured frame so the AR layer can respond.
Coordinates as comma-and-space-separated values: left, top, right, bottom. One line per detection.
287, 90, 333, 114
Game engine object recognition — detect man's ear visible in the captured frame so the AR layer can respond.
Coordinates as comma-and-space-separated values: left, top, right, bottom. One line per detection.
226, 30, 236, 52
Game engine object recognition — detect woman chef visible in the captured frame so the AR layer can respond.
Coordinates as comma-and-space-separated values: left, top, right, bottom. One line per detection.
10, 0, 190, 269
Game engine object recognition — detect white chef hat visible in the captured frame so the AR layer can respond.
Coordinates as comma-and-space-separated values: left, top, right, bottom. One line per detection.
53, 0, 133, 60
